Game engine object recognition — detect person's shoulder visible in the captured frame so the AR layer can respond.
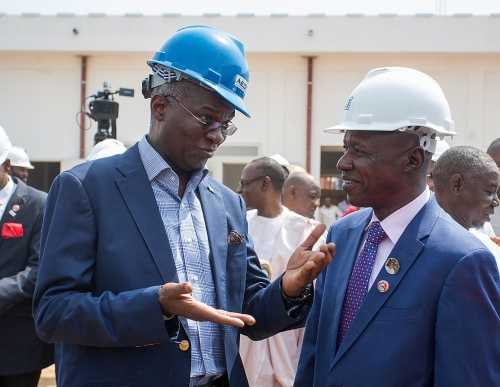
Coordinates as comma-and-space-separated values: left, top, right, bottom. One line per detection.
332, 207, 371, 228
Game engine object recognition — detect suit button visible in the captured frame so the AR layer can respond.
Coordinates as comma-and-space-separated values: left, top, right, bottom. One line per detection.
179, 340, 190, 351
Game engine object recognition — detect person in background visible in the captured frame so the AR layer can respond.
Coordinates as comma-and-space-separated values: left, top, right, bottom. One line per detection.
237, 157, 326, 387
7, 146, 34, 184
33, 26, 333, 387
317, 196, 343, 229
433, 146, 500, 270
487, 137, 500, 236
295, 67, 500, 386
86, 138, 127, 161
0, 126, 53, 387
283, 172, 321, 219
425, 138, 449, 192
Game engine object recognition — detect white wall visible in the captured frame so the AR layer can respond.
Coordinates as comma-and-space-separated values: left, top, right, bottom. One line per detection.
1, 15, 499, 181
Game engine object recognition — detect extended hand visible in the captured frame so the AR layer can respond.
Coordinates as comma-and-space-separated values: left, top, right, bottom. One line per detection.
158, 282, 256, 328
282, 223, 335, 297
491, 236, 500, 247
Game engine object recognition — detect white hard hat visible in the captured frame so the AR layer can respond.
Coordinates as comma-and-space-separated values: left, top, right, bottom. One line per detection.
8, 146, 34, 169
87, 139, 127, 161
0, 125, 12, 165
431, 138, 450, 162
325, 67, 456, 154
269, 154, 290, 166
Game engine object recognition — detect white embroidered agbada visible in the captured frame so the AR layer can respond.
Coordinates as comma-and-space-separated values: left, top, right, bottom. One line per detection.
240, 207, 326, 387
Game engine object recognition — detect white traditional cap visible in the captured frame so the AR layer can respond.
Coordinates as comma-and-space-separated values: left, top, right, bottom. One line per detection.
431, 138, 450, 162
269, 154, 290, 166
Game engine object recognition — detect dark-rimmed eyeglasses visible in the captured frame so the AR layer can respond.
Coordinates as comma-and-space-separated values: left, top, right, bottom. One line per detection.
426, 173, 433, 179
238, 175, 267, 189
164, 95, 237, 137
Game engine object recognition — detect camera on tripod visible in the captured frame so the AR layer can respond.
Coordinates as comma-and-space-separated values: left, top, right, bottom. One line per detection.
86, 82, 134, 145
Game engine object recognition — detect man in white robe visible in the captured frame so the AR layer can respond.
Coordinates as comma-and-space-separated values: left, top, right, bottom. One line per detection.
237, 157, 326, 387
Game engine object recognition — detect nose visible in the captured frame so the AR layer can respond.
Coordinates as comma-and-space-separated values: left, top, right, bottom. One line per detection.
205, 126, 225, 145
337, 152, 352, 172
314, 198, 320, 207
236, 184, 243, 194
492, 191, 499, 207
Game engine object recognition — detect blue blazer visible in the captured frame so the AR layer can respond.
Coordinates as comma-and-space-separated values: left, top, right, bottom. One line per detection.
295, 198, 500, 387
33, 145, 309, 387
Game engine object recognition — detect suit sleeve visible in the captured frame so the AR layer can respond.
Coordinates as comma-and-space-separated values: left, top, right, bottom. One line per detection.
434, 249, 500, 385
33, 172, 170, 347
0, 204, 44, 314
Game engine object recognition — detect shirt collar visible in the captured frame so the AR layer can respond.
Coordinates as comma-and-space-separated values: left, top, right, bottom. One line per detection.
0, 175, 16, 208
138, 135, 208, 190
369, 187, 431, 244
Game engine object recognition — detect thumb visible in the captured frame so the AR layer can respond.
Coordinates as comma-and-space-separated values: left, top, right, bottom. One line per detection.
300, 223, 327, 251
170, 282, 193, 296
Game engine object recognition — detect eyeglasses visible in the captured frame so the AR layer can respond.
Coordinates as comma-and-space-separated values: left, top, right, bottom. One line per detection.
164, 95, 237, 137
426, 173, 433, 179
238, 175, 267, 189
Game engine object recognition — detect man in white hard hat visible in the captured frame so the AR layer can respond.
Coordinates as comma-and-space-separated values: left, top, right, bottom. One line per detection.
432, 146, 500, 271
237, 157, 325, 387
7, 146, 34, 184
0, 126, 53, 386
86, 138, 127, 161
295, 68, 500, 386
33, 26, 333, 387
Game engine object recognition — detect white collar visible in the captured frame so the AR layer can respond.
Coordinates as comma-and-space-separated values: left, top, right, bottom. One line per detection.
369, 187, 431, 244
0, 175, 16, 209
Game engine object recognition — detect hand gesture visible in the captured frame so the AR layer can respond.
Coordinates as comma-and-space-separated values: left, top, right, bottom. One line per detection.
282, 223, 335, 297
158, 282, 255, 328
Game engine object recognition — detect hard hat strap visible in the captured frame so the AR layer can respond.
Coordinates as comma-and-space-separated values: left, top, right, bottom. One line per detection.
397, 126, 437, 153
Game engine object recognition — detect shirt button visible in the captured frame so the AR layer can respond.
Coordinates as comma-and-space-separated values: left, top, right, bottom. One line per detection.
187, 237, 192, 243
181, 203, 185, 208
170, 176, 175, 182
192, 275, 199, 281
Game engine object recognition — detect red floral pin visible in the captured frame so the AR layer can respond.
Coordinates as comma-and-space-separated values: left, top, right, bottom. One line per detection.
2, 223, 24, 239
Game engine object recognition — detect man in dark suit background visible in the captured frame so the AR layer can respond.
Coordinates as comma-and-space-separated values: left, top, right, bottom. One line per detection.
0, 126, 53, 387
295, 68, 500, 386
33, 26, 333, 387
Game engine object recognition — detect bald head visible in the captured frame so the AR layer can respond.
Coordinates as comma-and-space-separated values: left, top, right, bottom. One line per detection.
283, 172, 321, 218
433, 146, 500, 229
487, 138, 500, 168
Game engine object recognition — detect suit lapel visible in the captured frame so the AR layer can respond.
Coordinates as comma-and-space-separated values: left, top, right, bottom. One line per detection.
115, 145, 178, 284
0, 178, 29, 249
332, 199, 438, 366
198, 179, 228, 312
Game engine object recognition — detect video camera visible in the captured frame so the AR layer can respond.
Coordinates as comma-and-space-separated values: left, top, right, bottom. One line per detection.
85, 82, 134, 145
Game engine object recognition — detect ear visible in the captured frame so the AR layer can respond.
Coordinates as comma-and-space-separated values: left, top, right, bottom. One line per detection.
3, 159, 10, 174
260, 176, 271, 192
403, 147, 426, 173
449, 174, 464, 197
290, 186, 297, 199
151, 94, 168, 122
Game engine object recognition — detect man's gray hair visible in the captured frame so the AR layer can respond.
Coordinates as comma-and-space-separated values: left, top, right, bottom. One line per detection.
433, 146, 497, 190
251, 157, 286, 193
149, 80, 190, 129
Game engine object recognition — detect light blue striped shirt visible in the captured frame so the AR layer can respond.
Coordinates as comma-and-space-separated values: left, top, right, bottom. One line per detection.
138, 135, 225, 386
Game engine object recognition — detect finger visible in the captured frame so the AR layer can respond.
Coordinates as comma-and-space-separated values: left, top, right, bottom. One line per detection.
164, 282, 193, 298
218, 310, 256, 326
300, 224, 327, 251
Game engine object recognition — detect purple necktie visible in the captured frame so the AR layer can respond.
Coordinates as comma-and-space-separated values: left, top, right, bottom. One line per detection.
337, 221, 387, 347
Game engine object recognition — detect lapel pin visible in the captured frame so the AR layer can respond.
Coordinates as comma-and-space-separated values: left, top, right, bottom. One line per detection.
377, 280, 389, 293
8, 204, 20, 217
385, 258, 400, 275
207, 186, 216, 195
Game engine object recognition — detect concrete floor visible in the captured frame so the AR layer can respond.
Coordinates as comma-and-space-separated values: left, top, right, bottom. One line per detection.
38, 365, 56, 387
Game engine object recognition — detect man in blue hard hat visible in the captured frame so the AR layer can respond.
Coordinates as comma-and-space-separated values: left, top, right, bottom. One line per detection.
33, 26, 333, 387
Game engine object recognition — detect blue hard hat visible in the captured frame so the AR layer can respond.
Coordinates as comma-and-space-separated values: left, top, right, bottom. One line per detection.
147, 25, 250, 117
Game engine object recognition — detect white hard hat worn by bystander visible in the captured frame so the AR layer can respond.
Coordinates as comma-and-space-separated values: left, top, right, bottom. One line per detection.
0, 125, 12, 165
8, 146, 34, 169
87, 139, 127, 161
431, 138, 450, 162
325, 67, 456, 154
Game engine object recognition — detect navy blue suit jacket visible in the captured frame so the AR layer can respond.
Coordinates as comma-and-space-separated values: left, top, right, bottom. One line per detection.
295, 198, 500, 387
33, 145, 309, 387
